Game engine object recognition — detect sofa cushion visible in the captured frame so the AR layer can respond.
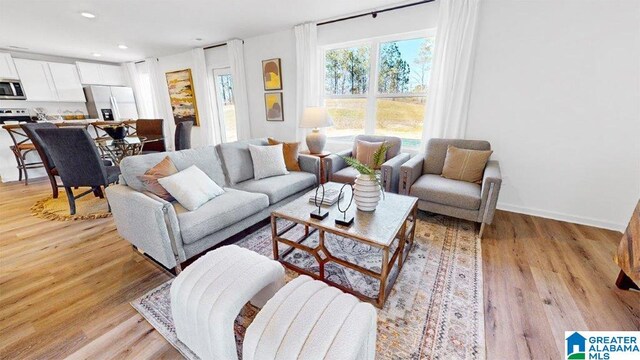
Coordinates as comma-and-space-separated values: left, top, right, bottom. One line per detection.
232, 171, 316, 204
423, 139, 491, 175
331, 166, 359, 184
410, 174, 481, 210
120, 147, 226, 192
216, 138, 268, 184
174, 188, 269, 245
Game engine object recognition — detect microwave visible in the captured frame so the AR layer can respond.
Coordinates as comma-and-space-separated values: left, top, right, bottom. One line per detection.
0, 79, 27, 100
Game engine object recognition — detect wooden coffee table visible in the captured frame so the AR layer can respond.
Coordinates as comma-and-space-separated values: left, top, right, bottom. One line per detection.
271, 182, 418, 308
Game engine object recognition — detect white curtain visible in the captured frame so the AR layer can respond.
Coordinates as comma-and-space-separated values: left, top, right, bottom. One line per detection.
145, 57, 173, 150
227, 39, 251, 140
191, 47, 219, 145
123, 62, 151, 118
294, 23, 320, 144
422, 0, 481, 145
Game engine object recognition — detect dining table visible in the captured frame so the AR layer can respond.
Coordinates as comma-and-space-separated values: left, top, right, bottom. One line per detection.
95, 135, 164, 164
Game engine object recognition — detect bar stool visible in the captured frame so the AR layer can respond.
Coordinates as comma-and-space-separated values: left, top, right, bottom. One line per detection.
2, 124, 44, 185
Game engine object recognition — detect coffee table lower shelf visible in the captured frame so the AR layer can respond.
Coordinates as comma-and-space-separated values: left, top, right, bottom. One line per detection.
270, 204, 417, 308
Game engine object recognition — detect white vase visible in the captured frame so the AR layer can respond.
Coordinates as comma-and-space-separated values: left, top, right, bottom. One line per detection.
353, 174, 381, 212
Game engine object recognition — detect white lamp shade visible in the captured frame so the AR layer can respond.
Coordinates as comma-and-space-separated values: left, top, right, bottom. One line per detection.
299, 107, 333, 128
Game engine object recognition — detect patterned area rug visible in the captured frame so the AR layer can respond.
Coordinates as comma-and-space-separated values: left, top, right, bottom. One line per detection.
131, 213, 485, 359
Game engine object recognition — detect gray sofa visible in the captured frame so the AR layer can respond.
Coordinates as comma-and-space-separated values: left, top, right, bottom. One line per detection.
106, 138, 319, 272
323, 135, 410, 193
399, 138, 502, 237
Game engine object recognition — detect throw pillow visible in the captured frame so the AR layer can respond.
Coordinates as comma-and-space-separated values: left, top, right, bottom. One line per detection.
356, 140, 384, 169
137, 156, 178, 201
157, 165, 225, 211
268, 137, 301, 171
441, 145, 493, 184
248, 144, 289, 180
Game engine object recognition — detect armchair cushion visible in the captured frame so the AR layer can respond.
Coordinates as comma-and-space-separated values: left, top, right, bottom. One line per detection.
332, 166, 360, 184
423, 139, 491, 175
174, 188, 269, 245
352, 135, 401, 161
410, 174, 481, 210
232, 171, 316, 204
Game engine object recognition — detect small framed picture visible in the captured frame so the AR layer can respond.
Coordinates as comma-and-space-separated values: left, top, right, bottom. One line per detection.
264, 92, 284, 121
262, 58, 282, 91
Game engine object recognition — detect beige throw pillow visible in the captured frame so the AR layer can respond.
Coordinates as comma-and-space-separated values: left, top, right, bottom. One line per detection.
356, 140, 384, 169
138, 156, 179, 201
441, 146, 493, 184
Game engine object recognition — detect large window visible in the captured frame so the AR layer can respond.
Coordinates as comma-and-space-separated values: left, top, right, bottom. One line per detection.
212, 68, 237, 142
323, 32, 434, 150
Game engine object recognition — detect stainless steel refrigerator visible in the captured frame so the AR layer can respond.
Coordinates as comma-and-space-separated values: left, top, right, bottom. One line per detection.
84, 85, 139, 121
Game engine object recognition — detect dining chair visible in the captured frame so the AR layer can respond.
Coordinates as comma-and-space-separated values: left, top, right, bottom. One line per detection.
136, 119, 166, 153
20, 123, 60, 197
174, 121, 193, 151
2, 124, 44, 185
35, 128, 121, 215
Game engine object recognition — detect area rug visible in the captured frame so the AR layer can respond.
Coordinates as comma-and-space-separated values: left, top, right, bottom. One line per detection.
31, 192, 112, 221
131, 213, 485, 360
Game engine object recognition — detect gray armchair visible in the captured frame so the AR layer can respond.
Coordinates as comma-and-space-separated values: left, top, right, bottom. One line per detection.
323, 135, 410, 193
399, 138, 502, 238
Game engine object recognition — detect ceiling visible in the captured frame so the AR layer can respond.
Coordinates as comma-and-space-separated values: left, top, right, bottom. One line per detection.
0, 0, 410, 63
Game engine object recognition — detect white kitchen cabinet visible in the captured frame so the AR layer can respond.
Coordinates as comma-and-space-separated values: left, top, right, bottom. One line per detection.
76, 62, 102, 85
76, 62, 125, 86
13, 59, 57, 101
0, 52, 19, 79
48, 63, 86, 102
100, 64, 125, 86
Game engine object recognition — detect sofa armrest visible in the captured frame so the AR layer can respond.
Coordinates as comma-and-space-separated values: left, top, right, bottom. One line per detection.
478, 160, 502, 224
106, 184, 184, 269
298, 154, 320, 183
323, 149, 352, 182
399, 155, 424, 195
381, 153, 411, 193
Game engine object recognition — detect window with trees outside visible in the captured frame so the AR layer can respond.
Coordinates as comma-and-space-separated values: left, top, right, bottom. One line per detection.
323, 31, 434, 150
212, 68, 237, 142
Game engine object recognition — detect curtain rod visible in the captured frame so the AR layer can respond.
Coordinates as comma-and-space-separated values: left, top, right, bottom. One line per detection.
203, 39, 244, 50
317, 0, 436, 26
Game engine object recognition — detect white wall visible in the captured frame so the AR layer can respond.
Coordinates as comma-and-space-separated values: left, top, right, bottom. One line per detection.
466, 0, 640, 230
243, 29, 298, 141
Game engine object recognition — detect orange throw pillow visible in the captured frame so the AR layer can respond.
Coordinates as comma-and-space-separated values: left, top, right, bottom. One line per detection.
267, 138, 301, 171
441, 146, 493, 184
138, 156, 179, 201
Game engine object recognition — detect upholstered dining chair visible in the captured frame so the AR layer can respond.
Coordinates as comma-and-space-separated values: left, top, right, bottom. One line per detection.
323, 135, 410, 193
136, 119, 166, 153
399, 138, 502, 238
20, 123, 60, 197
174, 121, 193, 151
35, 128, 121, 215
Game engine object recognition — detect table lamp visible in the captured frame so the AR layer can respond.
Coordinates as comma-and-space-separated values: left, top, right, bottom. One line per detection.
299, 107, 333, 154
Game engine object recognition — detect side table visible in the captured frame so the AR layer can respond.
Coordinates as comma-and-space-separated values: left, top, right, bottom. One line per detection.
300, 150, 331, 184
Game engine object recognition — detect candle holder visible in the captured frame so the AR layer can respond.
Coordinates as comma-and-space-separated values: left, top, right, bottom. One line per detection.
335, 183, 354, 226
310, 183, 329, 220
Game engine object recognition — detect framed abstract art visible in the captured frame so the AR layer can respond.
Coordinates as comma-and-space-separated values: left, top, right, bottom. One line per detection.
264, 92, 284, 121
262, 58, 282, 91
165, 68, 200, 126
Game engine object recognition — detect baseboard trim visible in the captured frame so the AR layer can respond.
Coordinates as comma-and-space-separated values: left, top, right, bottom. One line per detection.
497, 203, 625, 232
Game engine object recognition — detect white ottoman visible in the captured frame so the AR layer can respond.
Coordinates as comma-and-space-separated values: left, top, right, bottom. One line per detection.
170, 245, 285, 360
243, 275, 378, 360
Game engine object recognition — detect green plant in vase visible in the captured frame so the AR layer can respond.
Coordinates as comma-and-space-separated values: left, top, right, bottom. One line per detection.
340, 142, 390, 211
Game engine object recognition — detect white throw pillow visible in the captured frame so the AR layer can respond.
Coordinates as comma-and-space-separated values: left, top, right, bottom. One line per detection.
157, 165, 225, 211
249, 144, 289, 180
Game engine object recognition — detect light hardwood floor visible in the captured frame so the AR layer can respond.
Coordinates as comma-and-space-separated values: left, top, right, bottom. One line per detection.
1, 179, 638, 359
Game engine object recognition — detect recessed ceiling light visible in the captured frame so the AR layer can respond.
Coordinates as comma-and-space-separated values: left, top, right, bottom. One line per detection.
81, 12, 96, 18
118, 44, 128, 49
92, 53, 102, 57
194, 38, 203, 41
